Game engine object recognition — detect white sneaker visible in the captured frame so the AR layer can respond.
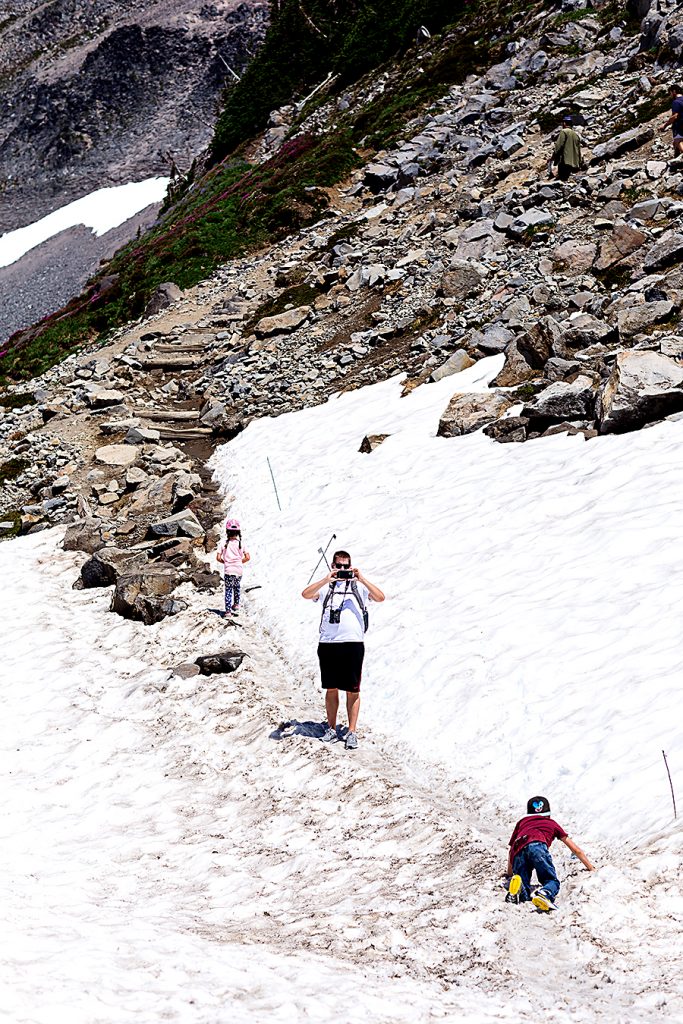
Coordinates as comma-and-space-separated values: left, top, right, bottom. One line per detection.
321, 725, 336, 742
345, 731, 358, 750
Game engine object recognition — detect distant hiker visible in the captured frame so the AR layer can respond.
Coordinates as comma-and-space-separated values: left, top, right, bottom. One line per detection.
301, 550, 385, 751
661, 84, 683, 157
216, 518, 250, 618
548, 115, 582, 181
506, 796, 595, 912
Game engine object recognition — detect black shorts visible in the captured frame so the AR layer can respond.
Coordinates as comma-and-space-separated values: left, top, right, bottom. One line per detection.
317, 642, 364, 693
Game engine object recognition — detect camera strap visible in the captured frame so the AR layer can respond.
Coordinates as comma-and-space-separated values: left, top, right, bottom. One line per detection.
320, 581, 348, 631
320, 581, 369, 633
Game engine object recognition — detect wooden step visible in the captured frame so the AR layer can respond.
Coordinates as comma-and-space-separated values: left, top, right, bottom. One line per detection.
138, 357, 203, 371
133, 409, 200, 422
156, 426, 213, 441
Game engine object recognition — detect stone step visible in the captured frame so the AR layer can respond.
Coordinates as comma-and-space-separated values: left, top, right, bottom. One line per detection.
154, 344, 207, 354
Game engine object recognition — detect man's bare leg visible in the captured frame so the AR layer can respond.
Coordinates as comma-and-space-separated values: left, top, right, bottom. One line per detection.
325, 689, 339, 728
346, 690, 361, 732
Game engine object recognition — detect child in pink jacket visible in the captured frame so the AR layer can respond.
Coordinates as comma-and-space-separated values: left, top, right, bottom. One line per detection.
216, 518, 250, 617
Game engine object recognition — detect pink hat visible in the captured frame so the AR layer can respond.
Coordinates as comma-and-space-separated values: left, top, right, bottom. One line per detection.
225, 518, 240, 530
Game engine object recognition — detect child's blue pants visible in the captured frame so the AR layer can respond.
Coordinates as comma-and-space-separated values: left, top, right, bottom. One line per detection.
513, 841, 560, 901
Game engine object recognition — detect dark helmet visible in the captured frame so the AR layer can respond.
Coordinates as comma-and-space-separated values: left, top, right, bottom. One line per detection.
527, 796, 551, 815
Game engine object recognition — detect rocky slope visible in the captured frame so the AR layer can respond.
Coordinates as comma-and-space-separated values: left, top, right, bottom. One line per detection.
2, 1, 683, 621
0, 0, 268, 231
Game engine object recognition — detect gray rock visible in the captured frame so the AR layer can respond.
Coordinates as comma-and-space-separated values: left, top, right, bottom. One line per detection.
522, 375, 597, 424
125, 466, 149, 489
195, 650, 246, 675
590, 125, 654, 163
359, 434, 391, 453
597, 350, 683, 433
437, 392, 514, 437
561, 314, 618, 351
149, 509, 204, 539
94, 444, 139, 467
471, 325, 513, 354
429, 349, 475, 382
85, 389, 125, 410
125, 426, 160, 444
364, 163, 399, 194
173, 663, 201, 679
145, 283, 183, 317
643, 232, 683, 273
507, 208, 555, 239
438, 259, 487, 300
255, 306, 311, 337
616, 301, 675, 338
110, 567, 183, 625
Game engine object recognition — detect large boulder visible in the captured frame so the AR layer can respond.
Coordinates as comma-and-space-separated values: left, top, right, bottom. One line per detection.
593, 222, 646, 271
364, 163, 399, 193
491, 317, 560, 387
615, 300, 675, 338
437, 392, 514, 437
643, 232, 683, 273
596, 351, 683, 433
255, 306, 311, 337
438, 259, 487, 300
144, 282, 183, 317
522, 376, 597, 426
110, 567, 183, 624
590, 125, 654, 163
551, 239, 597, 274
80, 547, 145, 588
429, 349, 475, 382
63, 519, 110, 554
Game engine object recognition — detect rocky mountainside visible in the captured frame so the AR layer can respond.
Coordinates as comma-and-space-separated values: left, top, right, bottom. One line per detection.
2, 0, 683, 621
0, 0, 268, 231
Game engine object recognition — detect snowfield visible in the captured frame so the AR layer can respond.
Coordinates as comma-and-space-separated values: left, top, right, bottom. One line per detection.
0, 177, 170, 269
2, 359, 683, 1022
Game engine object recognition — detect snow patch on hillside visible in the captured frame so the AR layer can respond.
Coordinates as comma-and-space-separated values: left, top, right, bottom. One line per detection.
0, 177, 170, 268
212, 358, 683, 854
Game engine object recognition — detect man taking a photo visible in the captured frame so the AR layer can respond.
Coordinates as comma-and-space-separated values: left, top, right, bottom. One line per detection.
302, 550, 385, 750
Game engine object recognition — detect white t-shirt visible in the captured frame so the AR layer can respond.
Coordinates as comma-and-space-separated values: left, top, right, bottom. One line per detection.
315, 581, 370, 643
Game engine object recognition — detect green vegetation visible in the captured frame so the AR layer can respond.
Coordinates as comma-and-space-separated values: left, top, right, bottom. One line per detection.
1, 132, 360, 381
0, 458, 28, 484
0, 510, 22, 541
0, 391, 34, 410
212, 0, 471, 161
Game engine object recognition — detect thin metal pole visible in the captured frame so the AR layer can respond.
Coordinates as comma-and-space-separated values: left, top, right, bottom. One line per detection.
266, 457, 282, 511
663, 750, 677, 819
307, 532, 336, 584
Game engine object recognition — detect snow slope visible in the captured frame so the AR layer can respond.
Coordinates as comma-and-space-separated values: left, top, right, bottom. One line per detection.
212, 358, 683, 853
2, 358, 683, 1022
0, 177, 170, 268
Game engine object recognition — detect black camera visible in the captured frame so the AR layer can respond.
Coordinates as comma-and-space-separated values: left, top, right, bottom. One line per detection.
329, 608, 343, 624
335, 569, 354, 580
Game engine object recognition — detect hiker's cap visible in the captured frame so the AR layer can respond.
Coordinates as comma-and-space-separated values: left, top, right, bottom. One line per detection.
527, 796, 551, 815
226, 518, 241, 530
563, 115, 573, 124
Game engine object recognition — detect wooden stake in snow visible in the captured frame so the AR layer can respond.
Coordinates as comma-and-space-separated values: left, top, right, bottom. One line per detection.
662, 750, 677, 819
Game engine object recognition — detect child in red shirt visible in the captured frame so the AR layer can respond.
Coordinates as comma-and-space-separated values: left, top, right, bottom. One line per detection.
506, 796, 595, 911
